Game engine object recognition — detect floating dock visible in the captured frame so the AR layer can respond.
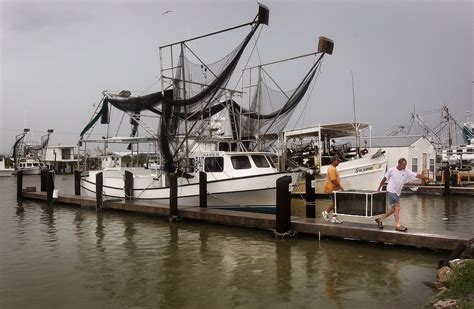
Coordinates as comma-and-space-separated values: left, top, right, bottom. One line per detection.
22, 191, 471, 251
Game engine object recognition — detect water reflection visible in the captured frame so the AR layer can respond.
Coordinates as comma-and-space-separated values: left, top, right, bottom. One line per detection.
275, 240, 292, 302
40, 204, 57, 245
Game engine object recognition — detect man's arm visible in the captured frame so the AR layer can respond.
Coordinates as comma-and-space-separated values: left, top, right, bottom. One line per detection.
377, 176, 387, 192
332, 179, 344, 191
416, 174, 433, 183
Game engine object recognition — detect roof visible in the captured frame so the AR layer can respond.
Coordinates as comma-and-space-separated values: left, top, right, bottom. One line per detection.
366, 135, 424, 148
284, 122, 369, 139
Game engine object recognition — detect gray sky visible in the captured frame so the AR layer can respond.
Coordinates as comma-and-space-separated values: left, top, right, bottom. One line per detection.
1, 0, 472, 154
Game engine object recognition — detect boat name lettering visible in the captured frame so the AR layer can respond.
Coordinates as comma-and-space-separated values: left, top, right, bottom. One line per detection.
355, 166, 373, 173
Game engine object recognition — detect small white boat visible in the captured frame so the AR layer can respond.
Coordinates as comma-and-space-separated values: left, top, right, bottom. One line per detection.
15, 158, 47, 175
0, 156, 14, 177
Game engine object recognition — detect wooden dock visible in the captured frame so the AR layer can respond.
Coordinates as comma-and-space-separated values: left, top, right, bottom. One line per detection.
22, 191, 472, 251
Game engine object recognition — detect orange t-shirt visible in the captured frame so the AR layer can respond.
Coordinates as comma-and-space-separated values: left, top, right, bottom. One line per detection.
324, 165, 341, 193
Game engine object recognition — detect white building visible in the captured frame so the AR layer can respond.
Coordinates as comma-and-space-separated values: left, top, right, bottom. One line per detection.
44, 145, 78, 173
366, 135, 437, 178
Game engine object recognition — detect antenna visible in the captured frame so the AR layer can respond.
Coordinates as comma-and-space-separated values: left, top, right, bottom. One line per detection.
351, 70, 359, 157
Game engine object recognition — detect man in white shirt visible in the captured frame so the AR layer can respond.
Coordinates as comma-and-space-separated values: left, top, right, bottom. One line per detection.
375, 158, 432, 232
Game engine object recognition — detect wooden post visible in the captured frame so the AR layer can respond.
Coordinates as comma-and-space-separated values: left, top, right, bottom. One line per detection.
16, 170, 23, 202
276, 175, 292, 234
169, 173, 178, 218
40, 169, 47, 192
124, 171, 134, 201
95, 172, 103, 210
46, 170, 54, 204
443, 162, 450, 195
305, 173, 315, 218
74, 170, 81, 196
199, 171, 207, 208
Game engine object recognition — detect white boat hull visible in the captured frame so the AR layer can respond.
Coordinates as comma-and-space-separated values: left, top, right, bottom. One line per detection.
0, 169, 14, 177
81, 170, 295, 208
315, 155, 387, 194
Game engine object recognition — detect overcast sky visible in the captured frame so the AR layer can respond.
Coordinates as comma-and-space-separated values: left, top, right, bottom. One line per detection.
1, 0, 472, 154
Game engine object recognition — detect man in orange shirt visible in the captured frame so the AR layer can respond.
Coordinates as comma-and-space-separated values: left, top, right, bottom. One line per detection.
322, 156, 344, 223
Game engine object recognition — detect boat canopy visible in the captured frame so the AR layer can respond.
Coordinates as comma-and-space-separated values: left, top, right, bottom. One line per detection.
284, 122, 369, 139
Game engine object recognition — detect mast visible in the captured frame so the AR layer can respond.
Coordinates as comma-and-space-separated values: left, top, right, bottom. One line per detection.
351, 70, 360, 158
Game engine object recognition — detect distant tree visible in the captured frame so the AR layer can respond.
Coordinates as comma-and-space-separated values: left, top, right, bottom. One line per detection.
122, 155, 131, 167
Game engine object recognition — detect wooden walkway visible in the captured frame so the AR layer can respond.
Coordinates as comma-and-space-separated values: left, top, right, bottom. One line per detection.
23, 191, 472, 251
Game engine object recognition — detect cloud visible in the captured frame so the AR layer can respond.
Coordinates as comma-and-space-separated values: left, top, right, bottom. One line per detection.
1, 1, 90, 34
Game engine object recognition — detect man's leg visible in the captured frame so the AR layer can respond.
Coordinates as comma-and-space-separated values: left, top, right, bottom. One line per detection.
379, 205, 394, 222
322, 194, 334, 221
393, 203, 401, 227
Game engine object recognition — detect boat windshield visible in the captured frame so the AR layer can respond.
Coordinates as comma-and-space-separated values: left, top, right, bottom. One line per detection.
251, 155, 270, 168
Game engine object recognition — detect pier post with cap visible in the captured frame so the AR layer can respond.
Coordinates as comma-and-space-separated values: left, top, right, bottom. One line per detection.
443, 162, 450, 195
74, 170, 81, 195
276, 175, 292, 234
169, 173, 178, 218
46, 170, 54, 204
199, 171, 207, 208
95, 172, 103, 210
40, 169, 47, 192
124, 171, 134, 201
16, 170, 23, 202
305, 173, 316, 218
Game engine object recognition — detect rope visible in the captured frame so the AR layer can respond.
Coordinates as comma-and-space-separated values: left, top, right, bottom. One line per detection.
270, 229, 297, 239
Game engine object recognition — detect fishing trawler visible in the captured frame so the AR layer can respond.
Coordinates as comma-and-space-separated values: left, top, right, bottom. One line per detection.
78, 4, 335, 208
10, 129, 51, 175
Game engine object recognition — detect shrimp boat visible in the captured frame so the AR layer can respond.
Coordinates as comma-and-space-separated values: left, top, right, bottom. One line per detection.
10, 129, 51, 175
284, 123, 387, 194
78, 4, 335, 208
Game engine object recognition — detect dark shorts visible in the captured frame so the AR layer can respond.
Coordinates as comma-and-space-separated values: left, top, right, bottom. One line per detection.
387, 192, 400, 206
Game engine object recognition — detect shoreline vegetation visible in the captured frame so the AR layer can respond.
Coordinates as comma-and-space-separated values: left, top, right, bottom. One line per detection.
430, 257, 474, 308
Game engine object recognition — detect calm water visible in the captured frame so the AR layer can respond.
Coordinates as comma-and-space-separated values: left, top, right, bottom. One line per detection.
1, 175, 472, 308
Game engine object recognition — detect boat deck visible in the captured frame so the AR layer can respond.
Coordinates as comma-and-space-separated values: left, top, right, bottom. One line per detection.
23, 191, 471, 251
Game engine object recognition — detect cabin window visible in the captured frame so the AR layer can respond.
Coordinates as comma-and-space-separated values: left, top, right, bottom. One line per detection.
429, 158, 435, 173
266, 155, 276, 168
412, 157, 418, 173
27, 163, 32, 167
186, 158, 195, 173
468, 148, 474, 153
251, 155, 270, 168
456, 149, 463, 154
231, 156, 251, 170
204, 157, 224, 172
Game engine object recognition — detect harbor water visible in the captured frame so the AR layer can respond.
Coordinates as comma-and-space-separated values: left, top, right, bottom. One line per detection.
1, 175, 473, 308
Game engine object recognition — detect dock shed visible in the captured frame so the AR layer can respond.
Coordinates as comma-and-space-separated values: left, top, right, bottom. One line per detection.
366, 135, 437, 178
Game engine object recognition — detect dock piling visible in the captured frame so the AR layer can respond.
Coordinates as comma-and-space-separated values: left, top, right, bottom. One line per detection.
169, 173, 178, 219
16, 171, 23, 202
443, 162, 450, 195
124, 171, 134, 201
40, 169, 47, 192
199, 171, 207, 208
305, 173, 316, 218
276, 175, 292, 234
74, 170, 81, 196
46, 170, 54, 204
95, 172, 103, 210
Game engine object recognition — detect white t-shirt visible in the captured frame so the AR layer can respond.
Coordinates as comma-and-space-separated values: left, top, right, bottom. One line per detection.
385, 167, 417, 196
